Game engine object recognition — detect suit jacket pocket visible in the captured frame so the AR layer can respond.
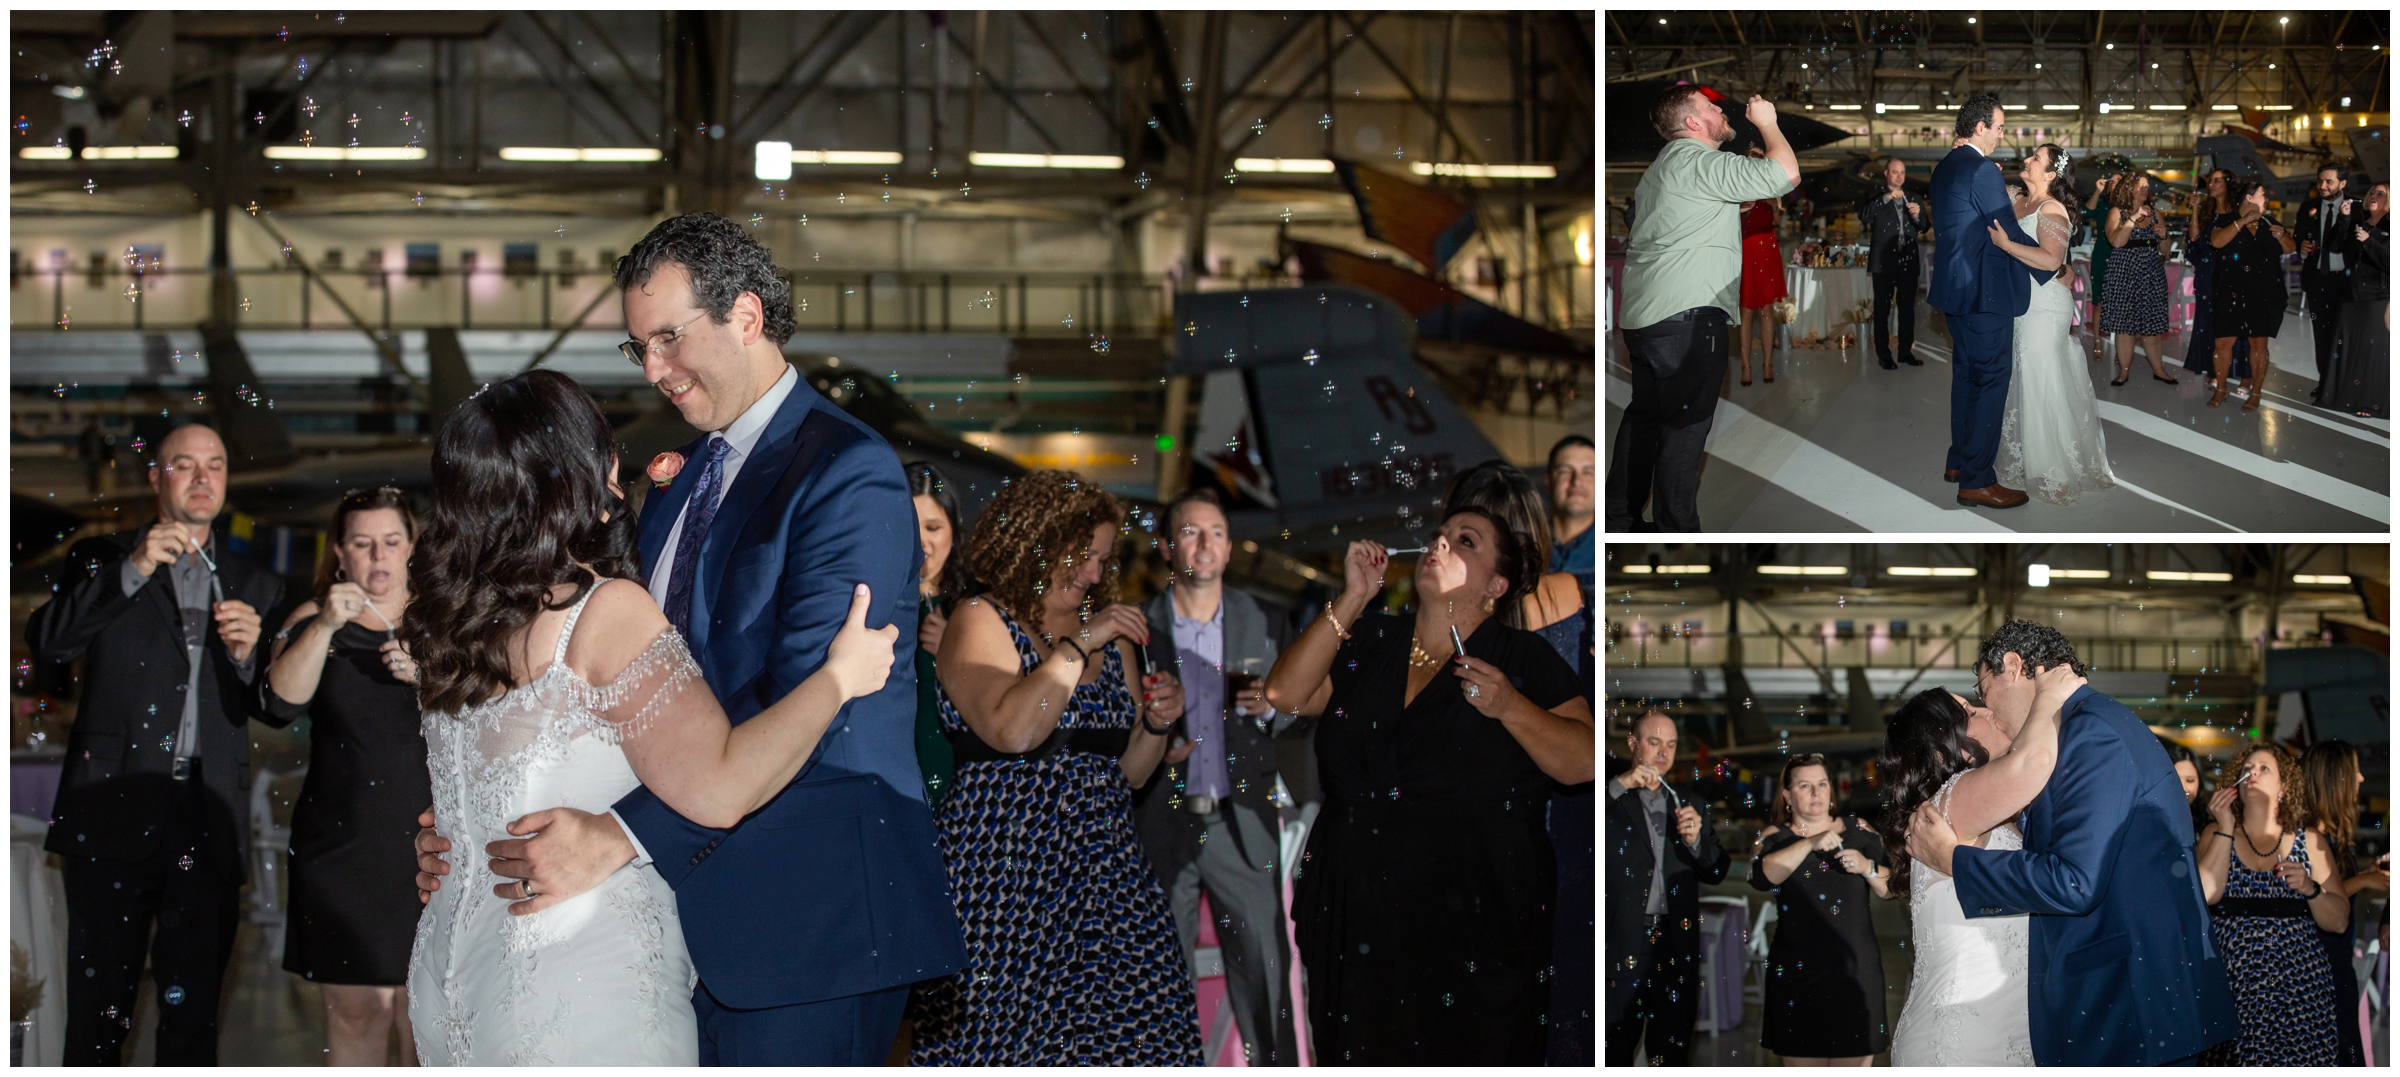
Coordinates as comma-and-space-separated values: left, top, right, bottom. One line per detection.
71, 730, 124, 781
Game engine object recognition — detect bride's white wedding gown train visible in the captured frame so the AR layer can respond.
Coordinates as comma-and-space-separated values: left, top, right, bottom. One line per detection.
1888, 771, 2035, 1066
1996, 201, 2117, 506
407, 588, 701, 1065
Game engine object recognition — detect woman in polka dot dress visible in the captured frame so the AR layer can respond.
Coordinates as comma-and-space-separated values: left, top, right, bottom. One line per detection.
906, 472, 1201, 1065
2196, 742, 2346, 1066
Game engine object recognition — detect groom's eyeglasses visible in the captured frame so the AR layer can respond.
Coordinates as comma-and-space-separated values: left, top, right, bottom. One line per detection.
619, 315, 702, 366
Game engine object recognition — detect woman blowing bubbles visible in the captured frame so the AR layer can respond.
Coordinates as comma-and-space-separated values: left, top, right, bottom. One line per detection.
260, 488, 430, 1065
1264, 495, 1592, 1065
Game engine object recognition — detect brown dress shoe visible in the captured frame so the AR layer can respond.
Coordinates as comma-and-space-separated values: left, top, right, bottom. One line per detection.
1956, 484, 2030, 509
1943, 469, 1959, 483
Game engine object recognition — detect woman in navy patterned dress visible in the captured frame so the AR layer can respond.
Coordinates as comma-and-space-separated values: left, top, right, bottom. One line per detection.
2196, 741, 2348, 1066
908, 471, 1202, 1065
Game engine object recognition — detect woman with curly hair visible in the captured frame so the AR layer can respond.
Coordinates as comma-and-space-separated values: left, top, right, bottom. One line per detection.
2196, 740, 2346, 1065
1263, 483, 1591, 1065
907, 470, 1201, 1065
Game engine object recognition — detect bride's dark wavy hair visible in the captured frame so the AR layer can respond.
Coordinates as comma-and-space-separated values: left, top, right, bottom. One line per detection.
1876, 687, 1992, 899
2034, 144, 2080, 214
402, 369, 641, 715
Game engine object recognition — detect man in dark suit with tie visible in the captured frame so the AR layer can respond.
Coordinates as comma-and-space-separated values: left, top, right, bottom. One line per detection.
2296, 166, 2356, 400
1857, 156, 1931, 369
416, 213, 966, 1065
1604, 711, 1728, 1066
27, 423, 282, 1064
1927, 94, 2049, 510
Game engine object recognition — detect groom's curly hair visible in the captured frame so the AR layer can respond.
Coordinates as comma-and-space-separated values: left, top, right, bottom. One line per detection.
614, 212, 797, 347
1953, 93, 2002, 140
1975, 619, 2085, 680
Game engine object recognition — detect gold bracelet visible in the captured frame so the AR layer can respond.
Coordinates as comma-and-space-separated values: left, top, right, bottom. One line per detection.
1322, 602, 1352, 641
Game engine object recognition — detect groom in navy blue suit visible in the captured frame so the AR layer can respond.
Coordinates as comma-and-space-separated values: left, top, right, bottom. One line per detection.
1908, 620, 2239, 1065
416, 214, 966, 1064
1927, 94, 2045, 510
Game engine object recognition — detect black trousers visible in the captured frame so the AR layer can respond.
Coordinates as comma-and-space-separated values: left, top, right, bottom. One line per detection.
1871, 266, 1920, 361
60, 767, 243, 1066
1604, 919, 1700, 1066
2307, 284, 2346, 396
1605, 307, 1729, 533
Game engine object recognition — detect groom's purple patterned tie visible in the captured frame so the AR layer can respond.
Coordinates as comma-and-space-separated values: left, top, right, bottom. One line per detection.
663, 435, 731, 638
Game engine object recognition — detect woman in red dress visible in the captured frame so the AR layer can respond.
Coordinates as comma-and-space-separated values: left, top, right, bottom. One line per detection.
1739, 185, 1788, 385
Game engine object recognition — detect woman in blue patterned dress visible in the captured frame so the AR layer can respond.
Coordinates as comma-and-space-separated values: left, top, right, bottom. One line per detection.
908, 470, 1203, 1065
2101, 172, 2179, 384
2195, 741, 2348, 1066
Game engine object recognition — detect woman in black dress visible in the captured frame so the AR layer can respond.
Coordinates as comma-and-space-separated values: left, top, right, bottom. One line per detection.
261, 488, 430, 1065
2183, 169, 2255, 385
2301, 740, 2389, 1066
2327, 181, 2389, 418
906, 461, 963, 808
1265, 497, 1593, 1065
2207, 178, 2299, 410
1749, 753, 1893, 1064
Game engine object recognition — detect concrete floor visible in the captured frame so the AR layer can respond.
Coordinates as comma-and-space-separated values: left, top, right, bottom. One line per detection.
1605, 300, 2391, 532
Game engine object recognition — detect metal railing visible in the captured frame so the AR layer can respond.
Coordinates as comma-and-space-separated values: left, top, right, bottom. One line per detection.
11, 265, 1179, 336
1603, 631, 2325, 674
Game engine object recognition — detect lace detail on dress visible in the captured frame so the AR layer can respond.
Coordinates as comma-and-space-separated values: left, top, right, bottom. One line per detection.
406, 583, 699, 1065
1997, 205, 2118, 508
1890, 764, 2034, 1066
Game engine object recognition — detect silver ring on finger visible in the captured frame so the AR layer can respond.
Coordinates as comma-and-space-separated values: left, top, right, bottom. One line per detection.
523, 880, 537, 898
1466, 684, 1482, 698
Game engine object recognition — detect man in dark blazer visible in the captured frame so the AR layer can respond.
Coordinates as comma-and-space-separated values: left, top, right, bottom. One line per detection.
1131, 487, 1301, 1065
27, 422, 281, 1065
1928, 94, 2049, 510
2296, 166, 2356, 399
415, 213, 966, 1065
1857, 156, 1931, 369
1604, 710, 1728, 1067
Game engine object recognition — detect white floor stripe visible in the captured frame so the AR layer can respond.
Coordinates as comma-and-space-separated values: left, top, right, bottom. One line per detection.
2107, 476, 2244, 532
1605, 374, 2015, 533
2090, 401, 2389, 524
1916, 340, 2387, 443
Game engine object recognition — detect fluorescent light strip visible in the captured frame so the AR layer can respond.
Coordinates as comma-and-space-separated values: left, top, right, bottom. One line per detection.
2292, 574, 2353, 585
2052, 569, 2112, 579
2042, 105, 2080, 110
2258, 105, 2295, 111
264, 146, 427, 161
1828, 104, 1864, 111
2212, 105, 2241, 111
2146, 570, 2235, 582
967, 152, 1124, 169
2150, 104, 2188, 111
1757, 565, 1849, 576
1408, 162, 1557, 179
1885, 567, 1979, 577
21, 146, 180, 160
497, 146, 663, 162
1232, 157, 1337, 173
795, 149, 906, 165
1617, 564, 1712, 575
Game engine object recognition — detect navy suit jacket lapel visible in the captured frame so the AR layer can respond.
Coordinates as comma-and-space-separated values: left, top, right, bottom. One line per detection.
638, 434, 710, 583
686, 379, 821, 647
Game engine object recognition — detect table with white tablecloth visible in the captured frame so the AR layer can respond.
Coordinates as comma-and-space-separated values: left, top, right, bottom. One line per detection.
1782, 265, 1876, 338
11, 815, 68, 1067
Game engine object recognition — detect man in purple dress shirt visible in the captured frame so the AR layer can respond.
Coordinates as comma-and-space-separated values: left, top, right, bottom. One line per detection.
1131, 488, 1302, 1065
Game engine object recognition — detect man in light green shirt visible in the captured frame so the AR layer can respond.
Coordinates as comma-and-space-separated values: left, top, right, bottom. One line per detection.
1607, 86, 1799, 532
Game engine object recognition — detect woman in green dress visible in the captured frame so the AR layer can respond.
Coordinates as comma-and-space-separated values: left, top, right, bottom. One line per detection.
908, 461, 966, 807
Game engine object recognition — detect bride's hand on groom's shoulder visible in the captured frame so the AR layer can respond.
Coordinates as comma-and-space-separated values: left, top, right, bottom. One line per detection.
2031, 663, 2085, 707
824, 583, 899, 701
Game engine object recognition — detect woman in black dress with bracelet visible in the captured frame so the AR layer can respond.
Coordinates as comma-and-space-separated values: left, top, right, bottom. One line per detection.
1265, 494, 1594, 1065
2208, 178, 2299, 410
261, 488, 430, 1065
1749, 753, 1893, 1064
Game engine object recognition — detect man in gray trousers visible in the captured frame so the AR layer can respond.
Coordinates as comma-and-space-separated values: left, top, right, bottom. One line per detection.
1132, 487, 1302, 1065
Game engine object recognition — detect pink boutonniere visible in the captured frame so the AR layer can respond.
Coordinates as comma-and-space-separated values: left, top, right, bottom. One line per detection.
647, 451, 685, 490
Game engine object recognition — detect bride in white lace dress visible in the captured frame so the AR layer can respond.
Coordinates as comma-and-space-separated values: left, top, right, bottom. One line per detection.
1987, 144, 2117, 506
400, 371, 898, 1065
1880, 668, 2078, 1066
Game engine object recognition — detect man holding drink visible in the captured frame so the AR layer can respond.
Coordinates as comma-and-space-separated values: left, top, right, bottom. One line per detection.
1131, 486, 1303, 1064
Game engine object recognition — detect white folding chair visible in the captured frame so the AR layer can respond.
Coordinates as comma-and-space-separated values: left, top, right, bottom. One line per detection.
1743, 898, 1776, 1012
